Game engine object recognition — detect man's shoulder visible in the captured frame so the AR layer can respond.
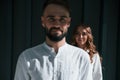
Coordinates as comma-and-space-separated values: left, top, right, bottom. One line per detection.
66, 44, 90, 62
66, 43, 89, 56
66, 43, 86, 52
66, 43, 79, 49
25, 43, 43, 52
19, 43, 44, 57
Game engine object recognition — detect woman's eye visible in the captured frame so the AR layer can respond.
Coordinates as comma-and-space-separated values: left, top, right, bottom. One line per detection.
82, 32, 87, 36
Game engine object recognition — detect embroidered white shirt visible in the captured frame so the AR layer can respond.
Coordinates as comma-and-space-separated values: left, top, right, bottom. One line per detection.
92, 53, 103, 80
14, 42, 92, 80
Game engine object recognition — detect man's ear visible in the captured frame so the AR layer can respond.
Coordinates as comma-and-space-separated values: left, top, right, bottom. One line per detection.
67, 17, 71, 27
41, 16, 45, 27
42, 23, 45, 27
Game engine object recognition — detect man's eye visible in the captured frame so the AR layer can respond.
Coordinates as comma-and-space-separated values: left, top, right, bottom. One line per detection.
60, 18, 67, 23
47, 17, 55, 22
60, 18, 65, 22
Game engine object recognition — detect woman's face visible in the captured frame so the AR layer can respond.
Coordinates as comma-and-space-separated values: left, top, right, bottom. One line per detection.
75, 27, 88, 48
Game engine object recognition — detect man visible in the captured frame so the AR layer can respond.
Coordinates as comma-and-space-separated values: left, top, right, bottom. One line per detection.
14, 0, 92, 80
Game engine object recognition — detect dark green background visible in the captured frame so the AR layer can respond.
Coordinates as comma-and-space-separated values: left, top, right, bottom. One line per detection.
0, 0, 120, 80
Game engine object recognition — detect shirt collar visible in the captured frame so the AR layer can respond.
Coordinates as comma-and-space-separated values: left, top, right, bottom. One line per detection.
43, 42, 68, 54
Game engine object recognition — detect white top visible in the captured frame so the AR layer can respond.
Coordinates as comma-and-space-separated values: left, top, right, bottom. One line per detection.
91, 53, 103, 80
14, 42, 93, 80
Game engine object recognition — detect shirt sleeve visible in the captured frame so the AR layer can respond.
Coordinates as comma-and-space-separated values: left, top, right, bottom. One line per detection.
80, 52, 93, 80
14, 53, 30, 80
92, 53, 103, 80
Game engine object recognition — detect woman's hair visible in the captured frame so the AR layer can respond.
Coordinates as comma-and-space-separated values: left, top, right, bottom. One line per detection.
71, 24, 97, 62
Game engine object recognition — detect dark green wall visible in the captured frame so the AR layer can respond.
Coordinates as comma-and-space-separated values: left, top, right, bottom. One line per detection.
0, 0, 120, 80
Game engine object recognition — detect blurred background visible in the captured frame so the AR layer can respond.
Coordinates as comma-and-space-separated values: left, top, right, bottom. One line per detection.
0, 0, 120, 80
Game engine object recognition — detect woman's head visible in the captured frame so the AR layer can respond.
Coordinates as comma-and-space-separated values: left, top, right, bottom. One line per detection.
71, 24, 97, 62
72, 24, 93, 49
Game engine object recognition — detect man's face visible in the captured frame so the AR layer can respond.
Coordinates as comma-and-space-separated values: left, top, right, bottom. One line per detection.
41, 4, 71, 42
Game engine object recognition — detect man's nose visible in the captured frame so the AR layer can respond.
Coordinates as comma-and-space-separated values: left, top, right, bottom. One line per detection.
56, 19, 61, 23
53, 20, 61, 27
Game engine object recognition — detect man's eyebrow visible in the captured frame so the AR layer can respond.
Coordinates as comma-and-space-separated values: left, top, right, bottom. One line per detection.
61, 16, 68, 18
46, 15, 69, 18
46, 15, 54, 18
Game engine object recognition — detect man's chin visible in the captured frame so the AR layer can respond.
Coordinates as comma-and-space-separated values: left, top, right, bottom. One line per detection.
47, 34, 65, 42
51, 32, 62, 36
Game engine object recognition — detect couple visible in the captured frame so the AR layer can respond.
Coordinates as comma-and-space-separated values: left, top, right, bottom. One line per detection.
14, 0, 102, 80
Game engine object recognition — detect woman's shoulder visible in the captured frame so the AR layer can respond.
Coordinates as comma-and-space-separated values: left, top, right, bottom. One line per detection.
93, 52, 100, 58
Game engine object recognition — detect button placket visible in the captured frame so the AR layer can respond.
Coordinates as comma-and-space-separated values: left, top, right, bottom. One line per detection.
54, 49, 62, 80
53, 57, 58, 80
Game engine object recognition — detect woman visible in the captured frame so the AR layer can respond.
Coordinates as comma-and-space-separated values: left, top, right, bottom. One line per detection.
71, 24, 103, 80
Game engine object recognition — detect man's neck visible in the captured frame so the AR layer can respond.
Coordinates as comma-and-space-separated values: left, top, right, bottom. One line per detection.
46, 37, 66, 53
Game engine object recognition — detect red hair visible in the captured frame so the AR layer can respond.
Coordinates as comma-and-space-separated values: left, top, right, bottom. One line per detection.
71, 24, 97, 62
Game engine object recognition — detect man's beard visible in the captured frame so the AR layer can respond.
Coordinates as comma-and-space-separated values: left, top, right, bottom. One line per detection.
44, 27, 67, 42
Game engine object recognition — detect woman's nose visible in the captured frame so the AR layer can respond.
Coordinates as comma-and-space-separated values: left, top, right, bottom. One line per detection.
79, 34, 83, 38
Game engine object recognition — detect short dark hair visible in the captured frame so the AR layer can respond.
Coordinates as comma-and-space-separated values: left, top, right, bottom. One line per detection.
42, 0, 71, 15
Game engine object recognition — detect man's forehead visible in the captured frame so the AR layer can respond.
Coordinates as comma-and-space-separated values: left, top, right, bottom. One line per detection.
44, 4, 68, 12
43, 4, 70, 16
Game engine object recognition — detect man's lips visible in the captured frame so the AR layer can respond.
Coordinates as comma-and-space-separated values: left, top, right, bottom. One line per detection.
51, 29, 63, 32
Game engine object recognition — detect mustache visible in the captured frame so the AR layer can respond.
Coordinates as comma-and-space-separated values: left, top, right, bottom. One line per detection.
49, 27, 63, 32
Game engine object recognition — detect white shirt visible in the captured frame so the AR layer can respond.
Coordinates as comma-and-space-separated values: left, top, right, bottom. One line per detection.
91, 53, 103, 80
14, 42, 92, 80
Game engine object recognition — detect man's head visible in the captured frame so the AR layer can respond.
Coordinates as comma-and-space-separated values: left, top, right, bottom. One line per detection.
41, 0, 71, 42
42, 0, 71, 16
